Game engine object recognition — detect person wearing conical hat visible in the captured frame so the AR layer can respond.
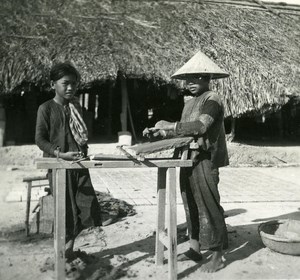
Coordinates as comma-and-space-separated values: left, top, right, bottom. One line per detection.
146, 51, 229, 272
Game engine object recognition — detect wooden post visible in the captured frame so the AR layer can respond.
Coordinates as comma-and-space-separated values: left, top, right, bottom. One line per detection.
278, 110, 284, 139
156, 168, 167, 265
127, 100, 137, 142
0, 103, 6, 147
88, 92, 96, 113
167, 167, 177, 280
107, 82, 114, 137
80, 93, 85, 110
228, 117, 236, 142
54, 169, 66, 280
87, 93, 96, 138
231, 118, 236, 139
25, 181, 32, 236
120, 74, 128, 131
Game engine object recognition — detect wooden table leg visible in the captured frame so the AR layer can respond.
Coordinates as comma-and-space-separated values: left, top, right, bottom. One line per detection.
167, 167, 177, 280
156, 167, 167, 266
25, 181, 32, 236
54, 169, 66, 280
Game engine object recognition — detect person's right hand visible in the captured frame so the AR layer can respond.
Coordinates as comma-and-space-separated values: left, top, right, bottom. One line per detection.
153, 120, 175, 131
60, 151, 84, 161
143, 127, 166, 139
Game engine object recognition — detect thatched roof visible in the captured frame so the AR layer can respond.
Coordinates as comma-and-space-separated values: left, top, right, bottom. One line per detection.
0, 0, 299, 117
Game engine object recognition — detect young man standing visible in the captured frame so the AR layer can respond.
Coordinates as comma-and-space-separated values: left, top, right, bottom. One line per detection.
149, 51, 229, 272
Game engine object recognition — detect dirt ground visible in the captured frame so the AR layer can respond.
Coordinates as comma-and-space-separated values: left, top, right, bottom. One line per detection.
0, 141, 300, 280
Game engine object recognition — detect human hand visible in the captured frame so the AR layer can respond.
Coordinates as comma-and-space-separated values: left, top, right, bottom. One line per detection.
143, 127, 166, 139
152, 129, 167, 138
61, 151, 84, 161
142, 127, 152, 138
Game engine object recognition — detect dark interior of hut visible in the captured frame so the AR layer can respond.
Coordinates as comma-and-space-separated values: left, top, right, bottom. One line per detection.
224, 97, 300, 144
1, 81, 299, 146
78, 78, 185, 143
1, 79, 185, 145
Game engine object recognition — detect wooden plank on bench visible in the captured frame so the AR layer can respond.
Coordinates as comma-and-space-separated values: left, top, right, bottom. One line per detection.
129, 137, 194, 155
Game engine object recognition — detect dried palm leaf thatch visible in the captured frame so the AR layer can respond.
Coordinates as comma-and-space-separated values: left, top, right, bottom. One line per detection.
0, 0, 299, 118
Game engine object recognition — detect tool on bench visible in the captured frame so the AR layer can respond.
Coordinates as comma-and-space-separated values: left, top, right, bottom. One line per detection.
116, 145, 145, 162
71, 156, 90, 164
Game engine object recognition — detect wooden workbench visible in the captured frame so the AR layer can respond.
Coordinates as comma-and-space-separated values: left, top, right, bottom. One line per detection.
36, 157, 193, 280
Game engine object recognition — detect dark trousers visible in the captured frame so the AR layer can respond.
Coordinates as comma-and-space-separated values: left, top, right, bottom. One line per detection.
48, 169, 102, 241
180, 153, 227, 250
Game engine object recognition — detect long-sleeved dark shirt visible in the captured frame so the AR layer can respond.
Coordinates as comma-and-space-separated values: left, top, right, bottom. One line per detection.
174, 91, 229, 168
35, 99, 83, 158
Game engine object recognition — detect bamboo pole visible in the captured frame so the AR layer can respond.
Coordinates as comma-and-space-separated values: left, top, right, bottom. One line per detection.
252, 0, 281, 16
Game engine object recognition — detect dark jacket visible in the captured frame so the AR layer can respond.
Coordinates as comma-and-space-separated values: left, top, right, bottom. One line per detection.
35, 99, 85, 157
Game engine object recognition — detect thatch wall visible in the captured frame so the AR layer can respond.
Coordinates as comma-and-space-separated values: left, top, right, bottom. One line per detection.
0, 0, 299, 117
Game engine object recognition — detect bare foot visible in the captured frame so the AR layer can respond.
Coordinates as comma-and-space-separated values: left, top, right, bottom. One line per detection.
200, 250, 225, 273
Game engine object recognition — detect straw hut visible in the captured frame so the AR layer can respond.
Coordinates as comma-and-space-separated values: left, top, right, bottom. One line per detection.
0, 0, 299, 144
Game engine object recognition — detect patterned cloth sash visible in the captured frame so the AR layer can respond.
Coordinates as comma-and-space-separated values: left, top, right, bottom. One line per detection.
65, 102, 88, 146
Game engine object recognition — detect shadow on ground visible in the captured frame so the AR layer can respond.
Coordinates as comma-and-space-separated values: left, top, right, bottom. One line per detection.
2, 208, 300, 279
252, 209, 300, 223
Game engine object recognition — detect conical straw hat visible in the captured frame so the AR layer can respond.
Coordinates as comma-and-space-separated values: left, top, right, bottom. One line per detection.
171, 50, 229, 80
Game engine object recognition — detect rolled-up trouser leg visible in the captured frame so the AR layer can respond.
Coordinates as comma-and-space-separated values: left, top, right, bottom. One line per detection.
180, 167, 199, 241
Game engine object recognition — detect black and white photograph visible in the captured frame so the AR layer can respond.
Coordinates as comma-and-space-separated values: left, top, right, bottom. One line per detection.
0, 0, 299, 279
